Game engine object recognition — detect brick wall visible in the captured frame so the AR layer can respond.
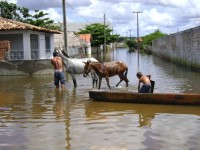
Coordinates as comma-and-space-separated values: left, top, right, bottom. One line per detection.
0, 40, 10, 60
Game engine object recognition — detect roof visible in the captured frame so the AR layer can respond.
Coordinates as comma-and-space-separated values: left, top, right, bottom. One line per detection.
79, 34, 91, 43
0, 17, 61, 34
54, 32, 88, 48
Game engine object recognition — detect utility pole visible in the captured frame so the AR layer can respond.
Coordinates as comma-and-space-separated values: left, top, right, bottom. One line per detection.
62, 0, 68, 54
133, 11, 142, 71
128, 29, 132, 39
103, 13, 106, 61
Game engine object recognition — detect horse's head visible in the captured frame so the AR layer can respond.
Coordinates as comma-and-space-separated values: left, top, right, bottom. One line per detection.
83, 60, 92, 77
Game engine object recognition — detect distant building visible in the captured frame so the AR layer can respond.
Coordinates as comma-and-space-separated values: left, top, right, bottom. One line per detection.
54, 32, 91, 57
79, 34, 92, 57
67, 22, 112, 33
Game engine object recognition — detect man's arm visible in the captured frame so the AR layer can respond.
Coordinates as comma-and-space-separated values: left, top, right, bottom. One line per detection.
138, 81, 141, 92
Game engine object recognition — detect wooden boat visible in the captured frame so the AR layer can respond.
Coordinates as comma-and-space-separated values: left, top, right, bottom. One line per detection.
89, 89, 200, 105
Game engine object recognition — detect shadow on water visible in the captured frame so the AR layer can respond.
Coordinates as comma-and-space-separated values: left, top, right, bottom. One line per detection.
84, 100, 200, 128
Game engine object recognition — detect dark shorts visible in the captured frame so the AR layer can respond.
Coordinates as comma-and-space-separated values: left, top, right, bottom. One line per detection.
139, 84, 151, 93
54, 71, 65, 86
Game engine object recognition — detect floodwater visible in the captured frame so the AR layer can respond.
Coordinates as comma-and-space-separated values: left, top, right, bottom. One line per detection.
0, 48, 200, 150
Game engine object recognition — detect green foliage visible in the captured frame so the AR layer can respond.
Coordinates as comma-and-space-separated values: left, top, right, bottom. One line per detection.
126, 39, 137, 51
126, 39, 137, 48
142, 30, 167, 46
117, 37, 126, 42
0, 1, 27, 20
78, 23, 119, 47
24, 10, 54, 28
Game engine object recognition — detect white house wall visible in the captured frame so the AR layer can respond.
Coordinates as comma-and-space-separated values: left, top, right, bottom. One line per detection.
23, 31, 31, 60
38, 33, 54, 59
0, 32, 23, 50
0, 30, 55, 60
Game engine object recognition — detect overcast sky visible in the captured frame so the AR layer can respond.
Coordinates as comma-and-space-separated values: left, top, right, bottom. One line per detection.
5, 0, 200, 36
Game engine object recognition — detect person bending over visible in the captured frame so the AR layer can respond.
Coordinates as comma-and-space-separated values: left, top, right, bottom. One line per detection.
51, 51, 65, 89
136, 72, 151, 93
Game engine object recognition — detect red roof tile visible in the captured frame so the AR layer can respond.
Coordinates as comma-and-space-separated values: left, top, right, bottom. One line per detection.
79, 34, 91, 43
0, 17, 61, 34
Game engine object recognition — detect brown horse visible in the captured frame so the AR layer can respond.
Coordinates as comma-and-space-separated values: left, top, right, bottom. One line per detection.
83, 61, 129, 89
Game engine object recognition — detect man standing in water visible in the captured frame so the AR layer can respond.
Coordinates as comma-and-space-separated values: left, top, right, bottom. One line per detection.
51, 51, 65, 89
136, 72, 151, 93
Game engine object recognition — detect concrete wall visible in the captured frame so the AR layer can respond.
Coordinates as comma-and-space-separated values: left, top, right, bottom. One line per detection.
0, 59, 54, 75
152, 26, 200, 71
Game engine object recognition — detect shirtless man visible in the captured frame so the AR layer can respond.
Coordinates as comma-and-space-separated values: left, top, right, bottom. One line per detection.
51, 51, 65, 89
136, 72, 151, 93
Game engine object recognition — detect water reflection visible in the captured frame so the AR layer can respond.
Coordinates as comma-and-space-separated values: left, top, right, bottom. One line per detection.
84, 101, 200, 128
0, 48, 200, 149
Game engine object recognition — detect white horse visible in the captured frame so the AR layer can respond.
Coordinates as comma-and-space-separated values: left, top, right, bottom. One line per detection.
57, 50, 98, 87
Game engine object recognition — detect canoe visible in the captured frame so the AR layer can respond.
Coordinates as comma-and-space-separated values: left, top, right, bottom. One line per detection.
89, 90, 200, 105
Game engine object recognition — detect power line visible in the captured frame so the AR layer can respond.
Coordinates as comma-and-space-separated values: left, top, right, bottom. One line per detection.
66, 1, 90, 23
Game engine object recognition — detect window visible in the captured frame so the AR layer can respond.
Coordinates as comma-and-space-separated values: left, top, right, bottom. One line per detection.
45, 34, 51, 52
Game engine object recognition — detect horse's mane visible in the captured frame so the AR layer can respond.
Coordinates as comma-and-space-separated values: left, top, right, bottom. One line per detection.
61, 50, 69, 58
88, 61, 101, 64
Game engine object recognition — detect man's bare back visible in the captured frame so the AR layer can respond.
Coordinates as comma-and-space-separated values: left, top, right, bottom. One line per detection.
51, 52, 65, 89
139, 75, 151, 85
136, 72, 151, 93
51, 56, 64, 72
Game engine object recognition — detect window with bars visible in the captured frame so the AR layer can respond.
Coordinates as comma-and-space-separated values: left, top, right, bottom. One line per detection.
45, 34, 51, 52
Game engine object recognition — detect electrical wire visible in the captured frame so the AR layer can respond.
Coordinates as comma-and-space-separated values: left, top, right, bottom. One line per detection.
65, 0, 90, 23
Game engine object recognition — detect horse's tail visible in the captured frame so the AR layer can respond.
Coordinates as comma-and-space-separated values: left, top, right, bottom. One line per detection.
124, 68, 129, 82
124, 68, 128, 77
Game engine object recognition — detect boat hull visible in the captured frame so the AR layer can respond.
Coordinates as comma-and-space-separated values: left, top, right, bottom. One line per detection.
89, 90, 200, 105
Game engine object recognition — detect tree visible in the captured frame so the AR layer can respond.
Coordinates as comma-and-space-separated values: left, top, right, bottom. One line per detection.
142, 30, 167, 46
126, 39, 137, 52
78, 23, 119, 48
0, 1, 28, 21
24, 10, 53, 28
140, 30, 167, 54
0, 1, 60, 30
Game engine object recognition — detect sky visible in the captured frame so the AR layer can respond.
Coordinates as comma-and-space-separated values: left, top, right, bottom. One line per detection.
3, 0, 200, 37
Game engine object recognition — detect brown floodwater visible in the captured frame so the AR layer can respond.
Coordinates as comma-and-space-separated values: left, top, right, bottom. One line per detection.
0, 48, 200, 150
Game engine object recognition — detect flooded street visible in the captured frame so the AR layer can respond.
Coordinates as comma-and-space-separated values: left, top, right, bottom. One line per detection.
1, 48, 200, 150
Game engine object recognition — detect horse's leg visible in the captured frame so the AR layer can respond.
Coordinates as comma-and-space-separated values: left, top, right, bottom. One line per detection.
94, 72, 98, 87
105, 76, 111, 89
98, 77, 102, 89
125, 77, 129, 87
92, 79, 95, 88
93, 78, 98, 88
116, 74, 123, 87
70, 74, 77, 87
91, 73, 95, 88
91, 71, 98, 88
116, 79, 123, 87
95, 78, 98, 87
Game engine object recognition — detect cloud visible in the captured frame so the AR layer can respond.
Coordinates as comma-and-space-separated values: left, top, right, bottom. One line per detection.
5, 0, 200, 36
2, 0, 17, 3
16, 0, 61, 10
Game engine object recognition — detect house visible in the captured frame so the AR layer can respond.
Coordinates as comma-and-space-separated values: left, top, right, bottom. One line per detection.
0, 17, 61, 60
54, 32, 91, 57
79, 34, 92, 57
